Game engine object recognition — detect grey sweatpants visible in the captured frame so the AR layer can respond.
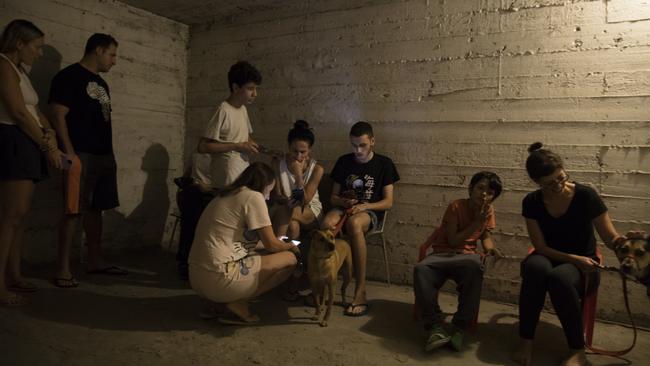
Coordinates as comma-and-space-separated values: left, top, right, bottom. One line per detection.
413, 253, 484, 329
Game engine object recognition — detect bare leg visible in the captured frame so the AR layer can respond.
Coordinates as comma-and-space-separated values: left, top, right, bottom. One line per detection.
287, 205, 316, 240
83, 210, 103, 270
271, 204, 290, 237
320, 209, 344, 231
6, 214, 27, 284
222, 251, 296, 322
57, 214, 79, 280
345, 212, 371, 314
254, 251, 297, 296
0, 180, 34, 304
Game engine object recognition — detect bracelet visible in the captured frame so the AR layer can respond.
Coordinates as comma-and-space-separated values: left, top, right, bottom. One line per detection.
39, 141, 56, 152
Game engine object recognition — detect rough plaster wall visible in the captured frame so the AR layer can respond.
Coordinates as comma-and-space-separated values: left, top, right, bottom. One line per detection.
0, 0, 188, 262
186, 0, 649, 324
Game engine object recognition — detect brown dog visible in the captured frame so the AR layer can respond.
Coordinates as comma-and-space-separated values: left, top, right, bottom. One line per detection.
308, 230, 353, 327
615, 237, 650, 296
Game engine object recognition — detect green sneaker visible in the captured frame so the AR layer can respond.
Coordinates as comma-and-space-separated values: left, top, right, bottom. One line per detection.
448, 327, 464, 352
424, 325, 451, 352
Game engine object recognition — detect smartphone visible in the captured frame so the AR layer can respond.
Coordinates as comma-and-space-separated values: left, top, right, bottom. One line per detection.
280, 236, 301, 246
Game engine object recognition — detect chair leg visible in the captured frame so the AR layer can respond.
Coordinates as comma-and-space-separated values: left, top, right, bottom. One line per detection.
583, 289, 598, 347
380, 234, 390, 286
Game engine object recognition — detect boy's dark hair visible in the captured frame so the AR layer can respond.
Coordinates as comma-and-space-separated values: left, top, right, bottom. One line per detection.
469, 171, 503, 200
84, 33, 118, 55
217, 162, 275, 197
287, 119, 315, 146
349, 121, 373, 138
525, 142, 564, 181
228, 61, 262, 92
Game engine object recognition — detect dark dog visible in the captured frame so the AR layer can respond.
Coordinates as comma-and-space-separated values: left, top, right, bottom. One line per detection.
615, 237, 650, 297
308, 230, 353, 327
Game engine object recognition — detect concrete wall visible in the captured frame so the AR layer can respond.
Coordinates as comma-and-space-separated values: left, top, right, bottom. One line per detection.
186, 0, 650, 324
1, 0, 188, 262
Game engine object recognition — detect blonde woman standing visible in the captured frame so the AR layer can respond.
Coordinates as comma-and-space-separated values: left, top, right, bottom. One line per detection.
0, 19, 63, 306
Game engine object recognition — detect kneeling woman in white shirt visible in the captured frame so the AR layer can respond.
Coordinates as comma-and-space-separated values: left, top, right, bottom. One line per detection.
189, 162, 299, 324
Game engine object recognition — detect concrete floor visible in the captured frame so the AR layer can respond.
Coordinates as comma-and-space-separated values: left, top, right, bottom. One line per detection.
1, 249, 648, 366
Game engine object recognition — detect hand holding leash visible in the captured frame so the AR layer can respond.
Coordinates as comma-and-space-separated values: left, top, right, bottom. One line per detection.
574, 255, 599, 273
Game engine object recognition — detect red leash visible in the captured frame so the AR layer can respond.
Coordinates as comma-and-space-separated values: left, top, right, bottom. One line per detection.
585, 266, 637, 357
331, 208, 353, 237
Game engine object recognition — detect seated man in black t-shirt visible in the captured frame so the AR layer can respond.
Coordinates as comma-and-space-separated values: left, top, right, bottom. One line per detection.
321, 121, 399, 316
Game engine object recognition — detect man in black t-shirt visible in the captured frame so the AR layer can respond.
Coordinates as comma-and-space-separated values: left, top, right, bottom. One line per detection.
49, 33, 125, 288
322, 121, 399, 316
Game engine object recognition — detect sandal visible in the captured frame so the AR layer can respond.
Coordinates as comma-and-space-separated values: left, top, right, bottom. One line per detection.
7, 281, 38, 293
344, 303, 370, 317
0, 293, 29, 307
52, 277, 79, 288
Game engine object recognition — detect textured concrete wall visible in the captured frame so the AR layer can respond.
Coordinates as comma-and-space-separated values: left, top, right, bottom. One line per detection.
186, 0, 650, 324
1, 0, 188, 262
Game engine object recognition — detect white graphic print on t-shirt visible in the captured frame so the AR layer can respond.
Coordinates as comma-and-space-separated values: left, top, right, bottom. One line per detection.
86, 81, 111, 123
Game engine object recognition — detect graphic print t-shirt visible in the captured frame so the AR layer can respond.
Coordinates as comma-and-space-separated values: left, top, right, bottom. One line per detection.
330, 153, 400, 205
49, 63, 113, 155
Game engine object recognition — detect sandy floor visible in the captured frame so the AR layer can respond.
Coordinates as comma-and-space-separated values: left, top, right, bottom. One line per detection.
1, 248, 648, 366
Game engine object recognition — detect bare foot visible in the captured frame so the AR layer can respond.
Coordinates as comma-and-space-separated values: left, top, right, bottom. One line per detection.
561, 349, 586, 366
225, 300, 260, 322
512, 339, 533, 366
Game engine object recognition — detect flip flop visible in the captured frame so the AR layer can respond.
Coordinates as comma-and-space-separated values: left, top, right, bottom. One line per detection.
7, 281, 38, 293
344, 303, 370, 317
0, 293, 29, 307
217, 315, 260, 326
86, 266, 129, 276
52, 277, 79, 288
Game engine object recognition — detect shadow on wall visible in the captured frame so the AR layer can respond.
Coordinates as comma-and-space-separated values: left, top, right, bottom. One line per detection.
23, 45, 63, 263
105, 143, 170, 248
30, 45, 62, 112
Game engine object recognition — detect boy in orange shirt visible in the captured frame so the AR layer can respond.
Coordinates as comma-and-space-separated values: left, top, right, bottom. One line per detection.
413, 171, 503, 352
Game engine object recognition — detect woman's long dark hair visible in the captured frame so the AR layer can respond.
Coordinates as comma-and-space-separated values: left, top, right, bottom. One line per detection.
217, 162, 275, 197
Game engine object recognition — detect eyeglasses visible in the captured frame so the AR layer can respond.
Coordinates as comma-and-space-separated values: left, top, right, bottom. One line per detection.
539, 172, 570, 190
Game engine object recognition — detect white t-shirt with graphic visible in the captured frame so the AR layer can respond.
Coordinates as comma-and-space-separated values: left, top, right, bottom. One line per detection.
203, 101, 253, 188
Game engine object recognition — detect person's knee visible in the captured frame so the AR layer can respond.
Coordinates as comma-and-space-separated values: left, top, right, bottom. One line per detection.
320, 214, 338, 230
284, 252, 298, 268
345, 216, 366, 235
465, 260, 484, 279
1, 207, 29, 228
522, 255, 550, 279
547, 270, 574, 292
413, 262, 428, 278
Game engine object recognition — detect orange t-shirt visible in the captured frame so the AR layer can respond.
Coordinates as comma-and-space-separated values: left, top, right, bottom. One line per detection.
428, 199, 496, 254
